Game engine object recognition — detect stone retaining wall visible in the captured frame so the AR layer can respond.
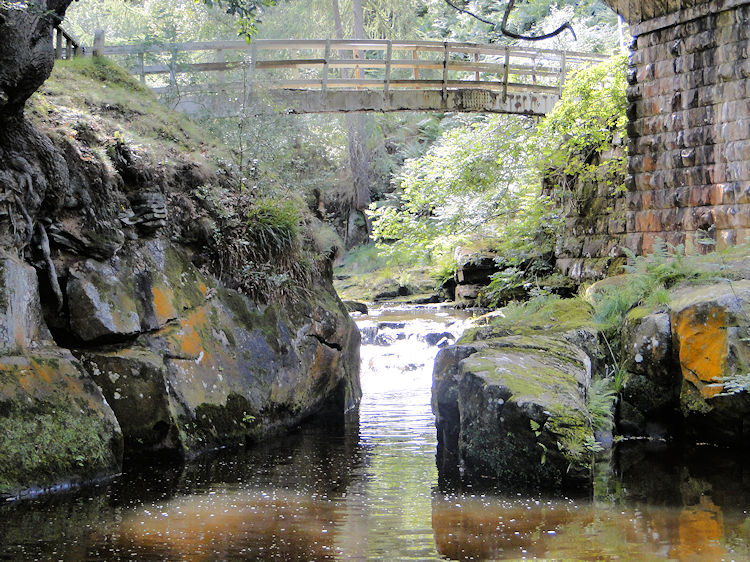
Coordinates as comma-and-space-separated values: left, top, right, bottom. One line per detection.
553, 0, 750, 281
619, 0, 750, 253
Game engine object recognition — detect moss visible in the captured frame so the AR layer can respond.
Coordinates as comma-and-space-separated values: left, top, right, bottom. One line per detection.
458, 337, 594, 486
0, 368, 120, 496
28, 57, 229, 172
680, 379, 712, 416
60, 57, 149, 93
466, 297, 594, 341
181, 393, 260, 451
625, 305, 652, 323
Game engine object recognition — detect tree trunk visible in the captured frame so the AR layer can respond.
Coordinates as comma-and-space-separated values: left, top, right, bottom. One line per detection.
0, 1, 74, 252
331, 0, 371, 247
0, 0, 73, 120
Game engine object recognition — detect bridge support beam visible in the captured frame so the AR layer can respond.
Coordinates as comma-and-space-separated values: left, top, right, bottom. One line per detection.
205, 88, 559, 116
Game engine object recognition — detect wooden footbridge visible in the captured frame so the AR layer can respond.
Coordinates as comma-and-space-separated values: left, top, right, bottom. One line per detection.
85, 34, 610, 116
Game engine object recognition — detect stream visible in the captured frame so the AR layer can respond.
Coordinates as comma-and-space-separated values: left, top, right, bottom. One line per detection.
2, 304, 750, 560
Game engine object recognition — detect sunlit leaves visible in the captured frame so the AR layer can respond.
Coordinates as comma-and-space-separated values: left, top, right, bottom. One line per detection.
370, 114, 540, 266
537, 54, 628, 191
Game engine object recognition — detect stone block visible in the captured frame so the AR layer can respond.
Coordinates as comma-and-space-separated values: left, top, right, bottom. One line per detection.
716, 228, 737, 250
582, 236, 607, 258
608, 215, 627, 234
709, 183, 736, 205
627, 192, 641, 211
641, 232, 662, 254
625, 233, 644, 254
735, 182, 750, 204
713, 205, 741, 229
726, 140, 750, 162
0, 256, 53, 355
708, 164, 727, 184
626, 210, 637, 231
634, 173, 653, 190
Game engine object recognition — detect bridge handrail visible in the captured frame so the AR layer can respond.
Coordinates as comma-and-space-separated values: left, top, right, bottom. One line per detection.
98, 37, 609, 64
91, 35, 610, 97
53, 25, 83, 59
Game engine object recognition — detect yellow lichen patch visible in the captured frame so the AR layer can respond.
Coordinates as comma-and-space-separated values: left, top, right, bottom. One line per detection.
198, 282, 207, 296
28, 359, 54, 384
152, 285, 179, 325
674, 306, 728, 398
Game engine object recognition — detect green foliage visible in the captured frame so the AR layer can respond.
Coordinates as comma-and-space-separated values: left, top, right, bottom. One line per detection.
244, 197, 301, 260
720, 374, 750, 395
586, 240, 718, 331
65, 0, 273, 43
370, 114, 540, 272
588, 377, 616, 432
194, 184, 322, 301
200, 0, 276, 37
538, 55, 628, 196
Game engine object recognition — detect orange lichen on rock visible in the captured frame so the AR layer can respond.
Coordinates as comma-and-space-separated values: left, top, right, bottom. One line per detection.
151, 286, 179, 325
176, 308, 208, 358
673, 305, 728, 399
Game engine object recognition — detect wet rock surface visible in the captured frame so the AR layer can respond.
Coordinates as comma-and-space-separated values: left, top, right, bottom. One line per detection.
0, 257, 122, 498
433, 332, 596, 491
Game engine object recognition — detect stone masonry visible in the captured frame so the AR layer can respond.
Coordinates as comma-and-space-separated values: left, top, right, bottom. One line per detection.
609, 0, 750, 254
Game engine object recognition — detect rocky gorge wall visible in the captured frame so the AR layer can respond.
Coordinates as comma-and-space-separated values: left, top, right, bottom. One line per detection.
0, 57, 361, 498
433, 263, 750, 491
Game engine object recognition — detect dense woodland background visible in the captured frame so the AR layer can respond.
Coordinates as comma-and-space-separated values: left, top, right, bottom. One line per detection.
61, 0, 625, 304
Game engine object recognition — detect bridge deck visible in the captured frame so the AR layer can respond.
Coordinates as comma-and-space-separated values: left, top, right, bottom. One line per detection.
89, 37, 610, 115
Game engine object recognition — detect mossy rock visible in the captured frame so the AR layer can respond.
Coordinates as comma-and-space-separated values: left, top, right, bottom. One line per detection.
0, 352, 123, 498
66, 240, 211, 342
78, 266, 360, 460
434, 334, 595, 492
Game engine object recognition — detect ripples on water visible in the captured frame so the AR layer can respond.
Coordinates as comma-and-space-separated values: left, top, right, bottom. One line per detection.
2, 305, 750, 560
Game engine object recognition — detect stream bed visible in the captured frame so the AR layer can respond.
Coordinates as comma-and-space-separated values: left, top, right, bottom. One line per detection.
2, 304, 750, 560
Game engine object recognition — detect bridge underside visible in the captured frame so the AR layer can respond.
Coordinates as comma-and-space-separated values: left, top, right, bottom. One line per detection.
171, 88, 560, 117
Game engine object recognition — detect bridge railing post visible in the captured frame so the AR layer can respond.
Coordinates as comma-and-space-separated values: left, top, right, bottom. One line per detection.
559, 51, 567, 95
321, 39, 330, 100
502, 46, 510, 103
93, 30, 105, 57
55, 27, 63, 59
412, 48, 419, 89
384, 41, 392, 101
138, 52, 146, 84
249, 40, 257, 102
442, 42, 449, 103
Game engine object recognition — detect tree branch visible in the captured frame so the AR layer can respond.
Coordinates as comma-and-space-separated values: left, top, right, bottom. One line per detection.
442, 0, 576, 42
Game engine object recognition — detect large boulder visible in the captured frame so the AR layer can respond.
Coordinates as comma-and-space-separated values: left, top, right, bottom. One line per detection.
669, 281, 750, 445
0, 256, 122, 498
77, 243, 361, 459
433, 333, 595, 491
61, 239, 208, 343
618, 309, 681, 438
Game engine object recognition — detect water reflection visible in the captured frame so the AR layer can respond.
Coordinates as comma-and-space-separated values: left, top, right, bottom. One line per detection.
431, 492, 745, 560
1, 305, 750, 560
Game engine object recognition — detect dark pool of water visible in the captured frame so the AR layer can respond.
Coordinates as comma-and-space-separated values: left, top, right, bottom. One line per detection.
2, 305, 750, 560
